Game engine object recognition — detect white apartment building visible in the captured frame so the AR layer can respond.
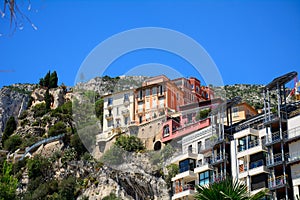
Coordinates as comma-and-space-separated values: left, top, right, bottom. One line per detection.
97, 89, 134, 146
170, 126, 215, 200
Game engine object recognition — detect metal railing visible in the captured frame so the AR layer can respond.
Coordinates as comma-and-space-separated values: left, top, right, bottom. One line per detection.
268, 175, 288, 189
265, 131, 281, 144
285, 151, 300, 163
284, 126, 300, 141
267, 153, 283, 166
211, 153, 227, 164
238, 139, 260, 152
20, 134, 64, 161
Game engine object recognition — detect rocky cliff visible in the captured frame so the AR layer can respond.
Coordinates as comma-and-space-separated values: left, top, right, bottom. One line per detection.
0, 84, 35, 136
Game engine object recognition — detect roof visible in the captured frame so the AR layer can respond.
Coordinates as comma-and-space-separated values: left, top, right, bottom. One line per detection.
265, 71, 297, 91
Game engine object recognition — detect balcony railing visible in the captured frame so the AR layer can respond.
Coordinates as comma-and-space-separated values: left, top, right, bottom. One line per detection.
105, 114, 113, 120
267, 153, 283, 167
121, 109, 130, 116
285, 151, 300, 164
265, 131, 281, 145
268, 175, 288, 190
212, 174, 225, 183
211, 153, 227, 165
284, 126, 300, 142
249, 159, 264, 169
238, 139, 260, 152
174, 184, 195, 194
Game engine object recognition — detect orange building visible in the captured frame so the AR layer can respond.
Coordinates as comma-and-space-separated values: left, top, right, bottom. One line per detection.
172, 77, 213, 104
134, 75, 184, 125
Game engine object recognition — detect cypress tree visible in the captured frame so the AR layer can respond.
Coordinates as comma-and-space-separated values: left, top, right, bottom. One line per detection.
45, 89, 51, 110
2, 116, 17, 143
49, 71, 58, 88
44, 71, 51, 88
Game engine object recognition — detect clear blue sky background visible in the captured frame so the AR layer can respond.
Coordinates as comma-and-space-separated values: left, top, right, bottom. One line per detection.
1, 0, 300, 88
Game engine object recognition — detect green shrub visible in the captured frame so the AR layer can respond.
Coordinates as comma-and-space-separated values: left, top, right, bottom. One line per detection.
165, 164, 179, 188
195, 108, 211, 121
70, 133, 87, 157
32, 103, 48, 118
61, 148, 77, 165
48, 121, 66, 137
101, 145, 125, 165
102, 193, 121, 200
3, 135, 22, 152
0, 161, 18, 200
2, 116, 17, 142
27, 156, 51, 179
115, 135, 145, 152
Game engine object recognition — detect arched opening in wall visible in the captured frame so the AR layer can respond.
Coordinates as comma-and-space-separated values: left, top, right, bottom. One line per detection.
154, 141, 162, 151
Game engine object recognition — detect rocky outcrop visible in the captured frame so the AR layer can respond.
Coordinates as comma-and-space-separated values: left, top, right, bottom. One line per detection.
31, 87, 66, 109
75, 76, 148, 94
0, 85, 33, 136
80, 153, 169, 200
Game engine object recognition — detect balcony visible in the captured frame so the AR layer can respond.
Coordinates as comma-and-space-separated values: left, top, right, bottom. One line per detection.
212, 174, 225, 183
251, 181, 267, 192
161, 118, 210, 143
171, 148, 198, 165
237, 139, 267, 158
121, 109, 130, 116
286, 151, 300, 165
107, 102, 113, 110
284, 126, 300, 142
136, 108, 144, 114
268, 175, 288, 190
267, 153, 283, 167
123, 99, 130, 106
234, 128, 259, 139
171, 170, 197, 182
248, 160, 269, 176
211, 153, 227, 165
194, 161, 213, 174
265, 131, 281, 146
212, 134, 233, 146
105, 114, 113, 120
172, 184, 195, 200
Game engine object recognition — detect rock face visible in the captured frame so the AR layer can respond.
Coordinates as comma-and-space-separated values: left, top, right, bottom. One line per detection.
80, 153, 170, 200
31, 87, 66, 109
0, 85, 33, 137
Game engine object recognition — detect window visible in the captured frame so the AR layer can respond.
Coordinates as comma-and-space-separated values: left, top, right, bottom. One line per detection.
152, 87, 157, 95
198, 141, 202, 154
238, 137, 247, 152
108, 98, 113, 106
108, 120, 113, 127
116, 107, 119, 115
191, 84, 194, 89
145, 89, 150, 96
124, 116, 129, 125
159, 85, 163, 95
139, 90, 143, 99
146, 99, 150, 110
179, 159, 195, 173
163, 125, 170, 137
196, 86, 199, 92
199, 171, 212, 186
139, 116, 143, 123
124, 93, 129, 101
232, 107, 239, 117
188, 145, 193, 153
145, 113, 150, 120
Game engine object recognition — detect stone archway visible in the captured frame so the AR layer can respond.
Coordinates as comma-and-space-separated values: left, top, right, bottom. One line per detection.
153, 141, 162, 151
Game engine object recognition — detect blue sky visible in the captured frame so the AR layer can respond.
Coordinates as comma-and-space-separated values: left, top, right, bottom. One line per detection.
1, 0, 300, 88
